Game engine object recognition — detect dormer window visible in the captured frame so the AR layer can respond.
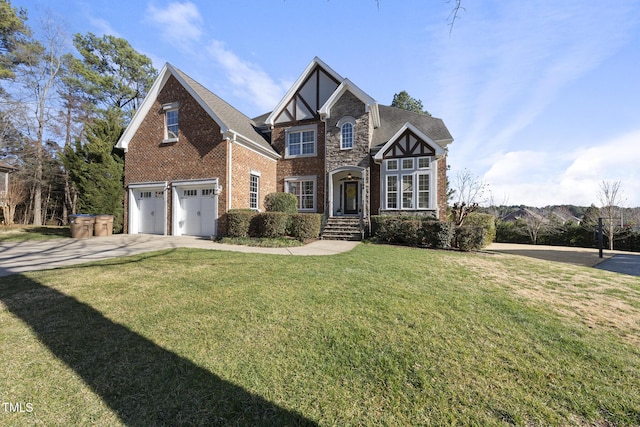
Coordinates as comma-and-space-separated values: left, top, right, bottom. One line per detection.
337, 116, 356, 150
162, 102, 179, 143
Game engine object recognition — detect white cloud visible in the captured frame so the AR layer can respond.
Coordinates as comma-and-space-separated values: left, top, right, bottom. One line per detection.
479, 129, 640, 207
433, 0, 638, 164
146, 2, 203, 49
206, 40, 288, 113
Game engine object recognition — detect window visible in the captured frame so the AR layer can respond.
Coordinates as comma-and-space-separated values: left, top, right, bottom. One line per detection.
418, 157, 430, 169
386, 176, 398, 209
183, 189, 197, 197
341, 123, 353, 149
402, 175, 414, 209
202, 188, 214, 196
286, 125, 316, 158
250, 174, 259, 210
382, 156, 435, 211
418, 174, 430, 209
285, 176, 316, 211
140, 191, 152, 198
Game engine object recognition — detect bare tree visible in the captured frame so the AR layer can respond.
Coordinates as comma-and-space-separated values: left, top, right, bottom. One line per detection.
12, 14, 66, 225
597, 180, 625, 250
450, 169, 487, 226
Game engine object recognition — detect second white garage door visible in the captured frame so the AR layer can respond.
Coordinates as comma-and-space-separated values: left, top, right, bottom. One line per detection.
172, 180, 219, 237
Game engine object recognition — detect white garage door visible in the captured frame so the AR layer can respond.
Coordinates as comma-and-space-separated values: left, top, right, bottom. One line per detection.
128, 183, 167, 235
173, 180, 219, 237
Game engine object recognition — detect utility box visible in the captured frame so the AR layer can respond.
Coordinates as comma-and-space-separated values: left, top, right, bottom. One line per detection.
69, 214, 95, 238
94, 215, 114, 237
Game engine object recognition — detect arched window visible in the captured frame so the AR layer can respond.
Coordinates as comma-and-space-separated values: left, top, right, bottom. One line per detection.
341, 123, 353, 149
337, 116, 356, 150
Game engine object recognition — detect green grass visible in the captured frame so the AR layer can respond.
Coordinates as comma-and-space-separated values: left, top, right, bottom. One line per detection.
1, 244, 639, 425
0, 225, 71, 241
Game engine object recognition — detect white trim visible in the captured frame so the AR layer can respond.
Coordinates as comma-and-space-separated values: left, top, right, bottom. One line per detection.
372, 122, 445, 161
284, 124, 317, 158
284, 175, 317, 212
127, 181, 168, 235
265, 57, 343, 127
116, 63, 279, 161
319, 79, 380, 128
381, 158, 438, 212
171, 178, 220, 237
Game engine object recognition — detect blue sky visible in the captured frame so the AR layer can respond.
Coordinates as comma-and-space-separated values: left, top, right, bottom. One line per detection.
17, 0, 640, 207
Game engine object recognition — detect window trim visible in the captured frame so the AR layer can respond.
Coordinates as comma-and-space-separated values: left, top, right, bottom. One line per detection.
285, 124, 317, 159
386, 175, 398, 209
162, 104, 179, 143
337, 116, 356, 150
418, 156, 431, 170
284, 175, 317, 212
382, 157, 436, 211
386, 159, 398, 171
250, 173, 260, 210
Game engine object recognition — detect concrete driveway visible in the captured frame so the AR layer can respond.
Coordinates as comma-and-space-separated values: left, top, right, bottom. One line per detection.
0, 234, 359, 277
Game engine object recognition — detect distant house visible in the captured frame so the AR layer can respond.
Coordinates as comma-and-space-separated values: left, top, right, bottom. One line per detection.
116, 57, 453, 239
0, 161, 17, 203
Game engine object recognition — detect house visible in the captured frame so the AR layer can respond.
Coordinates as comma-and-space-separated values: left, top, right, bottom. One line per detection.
0, 161, 17, 203
116, 57, 453, 239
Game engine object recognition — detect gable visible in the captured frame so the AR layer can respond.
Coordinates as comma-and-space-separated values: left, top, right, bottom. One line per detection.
381, 129, 437, 159
265, 58, 342, 126
373, 122, 445, 161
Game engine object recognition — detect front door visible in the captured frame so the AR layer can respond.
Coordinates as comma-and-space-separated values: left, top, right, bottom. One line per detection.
344, 182, 358, 214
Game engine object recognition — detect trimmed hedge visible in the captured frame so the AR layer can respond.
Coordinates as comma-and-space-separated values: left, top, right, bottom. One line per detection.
464, 212, 496, 246
370, 215, 452, 248
423, 221, 454, 249
226, 209, 257, 238
252, 212, 289, 238
289, 213, 322, 241
455, 226, 485, 251
264, 192, 298, 214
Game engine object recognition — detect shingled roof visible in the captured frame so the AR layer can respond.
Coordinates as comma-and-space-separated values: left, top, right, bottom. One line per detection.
117, 64, 278, 159
170, 66, 272, 150
372, 105, 453, 149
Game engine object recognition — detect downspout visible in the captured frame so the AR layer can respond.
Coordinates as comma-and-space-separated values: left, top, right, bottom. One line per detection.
226, 135, 234, 211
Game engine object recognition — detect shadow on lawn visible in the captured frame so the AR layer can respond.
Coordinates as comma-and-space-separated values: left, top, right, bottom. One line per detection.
0, 274, 317, 426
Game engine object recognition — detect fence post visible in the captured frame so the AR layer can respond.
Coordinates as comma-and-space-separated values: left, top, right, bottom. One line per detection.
598, 217, 603, 258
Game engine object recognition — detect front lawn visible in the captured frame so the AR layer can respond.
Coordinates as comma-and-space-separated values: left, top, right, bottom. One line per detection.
0, 225, 70, 241
1, 244, 639, 425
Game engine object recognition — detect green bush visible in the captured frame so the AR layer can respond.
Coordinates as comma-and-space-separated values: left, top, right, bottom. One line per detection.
370, 215, 449, 248
264, 192, 298, 214
289, 213, 322, 241
253, 212, 289, 238
455, 226, 485, 251
226, 209, 256, 238
423, 221, 454, 249
464, 213, 496, 247
398, 220, 422, 246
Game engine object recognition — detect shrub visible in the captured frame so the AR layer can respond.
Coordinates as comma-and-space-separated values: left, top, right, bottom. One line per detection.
464, 213, 496, 247
264, 192, 298, 214
226, 209, 256, 238
397, 220, 422, 246
289, 213, 322, 241
253, 212, 289, 238
455, 226, 485, 251
422, 221, 454, 249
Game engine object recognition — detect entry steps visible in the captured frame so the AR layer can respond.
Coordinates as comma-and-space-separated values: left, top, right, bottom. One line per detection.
321, 217, 363, 241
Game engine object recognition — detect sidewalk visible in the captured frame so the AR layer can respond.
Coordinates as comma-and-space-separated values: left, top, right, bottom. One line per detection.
0, 235, 360, 277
